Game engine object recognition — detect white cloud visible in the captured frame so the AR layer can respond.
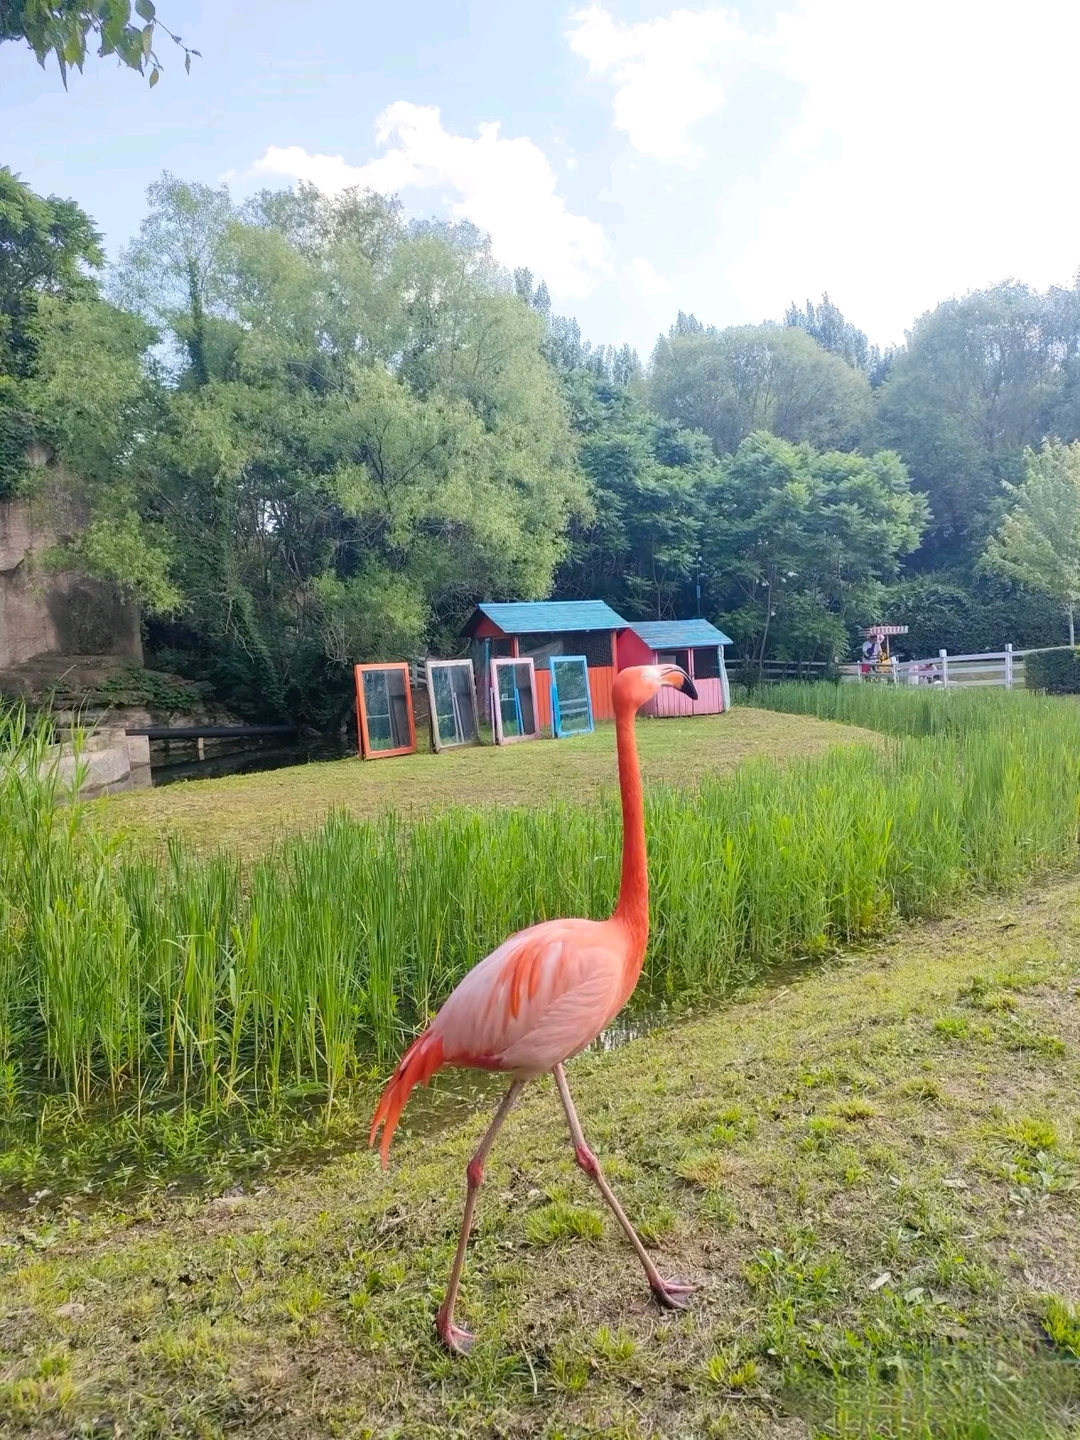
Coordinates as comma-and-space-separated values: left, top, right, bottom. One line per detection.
566, 4, 747, 162
724, 0, 1080, 345
251, 102, 610, 299
629, 256, 674, 295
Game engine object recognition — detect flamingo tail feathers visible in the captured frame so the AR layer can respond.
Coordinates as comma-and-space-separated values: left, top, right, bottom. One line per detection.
369, 1029, 446, 1168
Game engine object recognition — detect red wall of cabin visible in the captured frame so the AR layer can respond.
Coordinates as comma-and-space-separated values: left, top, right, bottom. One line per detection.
616, 629, 654, 668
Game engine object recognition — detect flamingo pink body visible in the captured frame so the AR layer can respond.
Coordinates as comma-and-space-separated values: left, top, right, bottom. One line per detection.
369, 663, 698, 1352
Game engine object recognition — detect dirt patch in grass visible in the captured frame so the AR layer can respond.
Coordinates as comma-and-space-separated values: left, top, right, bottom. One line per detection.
3, 876, 1080, 1436
103, 707, 883, 859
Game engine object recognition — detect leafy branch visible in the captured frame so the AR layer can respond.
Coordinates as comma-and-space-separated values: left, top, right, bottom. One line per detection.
0, 0, 200, 87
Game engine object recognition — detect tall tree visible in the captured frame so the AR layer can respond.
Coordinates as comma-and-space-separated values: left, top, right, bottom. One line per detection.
113, 176, 588, 723
0, 167, 102, 378
981, 440, 1080, 645
875, 282, 1079, 570
649, 321, 872, 457
703, 432, 927, 667
784, 292, 892, 385
555, 370, 714, 619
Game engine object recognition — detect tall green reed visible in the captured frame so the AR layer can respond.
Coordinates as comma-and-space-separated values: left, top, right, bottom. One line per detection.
4, 686, 1080, 1119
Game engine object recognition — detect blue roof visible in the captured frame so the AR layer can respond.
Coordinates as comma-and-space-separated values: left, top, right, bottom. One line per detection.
628, 619, 733, 650
467, 600, 628, 635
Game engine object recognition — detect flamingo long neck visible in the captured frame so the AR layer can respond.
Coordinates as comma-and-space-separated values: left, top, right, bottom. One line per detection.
612, 701, 648, 955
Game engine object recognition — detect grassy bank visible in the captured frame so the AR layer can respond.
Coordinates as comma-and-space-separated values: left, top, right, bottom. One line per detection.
2, 876, 1078, 1438
106, 708, 880, 858
3, 689, 1080, 1156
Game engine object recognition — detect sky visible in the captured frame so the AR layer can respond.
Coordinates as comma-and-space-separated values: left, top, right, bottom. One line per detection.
3, 0, 1080, 359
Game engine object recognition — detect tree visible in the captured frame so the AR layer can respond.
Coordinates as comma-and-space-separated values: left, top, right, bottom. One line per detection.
784, 292, 892, 385
0, 0, 197, 86
112, 176, 588, 724
702, 433, 927, 667
648, 321, 872, 457
875, 282, 1079, 571
981, 440, 1080, 645
0, 167, 103, 376
555, 370, 715, 618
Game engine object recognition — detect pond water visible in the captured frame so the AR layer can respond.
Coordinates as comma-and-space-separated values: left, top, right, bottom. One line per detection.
150, 735, 354, 786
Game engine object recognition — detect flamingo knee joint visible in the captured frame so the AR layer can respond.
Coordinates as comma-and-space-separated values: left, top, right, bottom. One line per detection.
574, 1143, 600, 1178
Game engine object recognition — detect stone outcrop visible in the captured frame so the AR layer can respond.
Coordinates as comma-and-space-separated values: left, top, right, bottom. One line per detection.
0, 485, 141, 673
50, 729, 152, 798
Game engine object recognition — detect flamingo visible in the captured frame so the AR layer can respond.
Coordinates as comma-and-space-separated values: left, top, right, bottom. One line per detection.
369, 663, 698, 1354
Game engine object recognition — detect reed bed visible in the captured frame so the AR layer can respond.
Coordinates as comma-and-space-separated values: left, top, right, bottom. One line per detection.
2, 687, 1080, 1121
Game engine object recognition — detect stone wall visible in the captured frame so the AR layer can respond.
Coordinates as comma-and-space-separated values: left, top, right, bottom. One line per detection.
0, 486, 142, 671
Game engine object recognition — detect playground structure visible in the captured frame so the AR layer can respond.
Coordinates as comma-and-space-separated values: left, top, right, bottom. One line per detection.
859, 624, 909, 678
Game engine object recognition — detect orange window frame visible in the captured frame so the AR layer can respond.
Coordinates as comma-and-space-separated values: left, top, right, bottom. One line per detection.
354, 662, 417, 760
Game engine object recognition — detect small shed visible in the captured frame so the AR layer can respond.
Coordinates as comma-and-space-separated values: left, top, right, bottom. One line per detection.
464, 600, 626, 727
617, 618, 733, 716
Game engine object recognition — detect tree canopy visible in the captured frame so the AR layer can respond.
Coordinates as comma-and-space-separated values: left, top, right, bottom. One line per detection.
105, 177, 587, 722
699, 433, 926, 666
555, 369, 716, 620
981, 441, 1080, 645
7, 165, 1080, 722
648, 316, 872, 458
875, 283, 1080, 571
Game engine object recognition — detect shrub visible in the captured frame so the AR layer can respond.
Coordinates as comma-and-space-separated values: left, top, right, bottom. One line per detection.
1024, 648, 1080, 693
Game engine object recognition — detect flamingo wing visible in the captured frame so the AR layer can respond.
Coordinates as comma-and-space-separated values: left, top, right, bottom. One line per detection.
435, 916, 628, 1075
370, 917, 628, 1165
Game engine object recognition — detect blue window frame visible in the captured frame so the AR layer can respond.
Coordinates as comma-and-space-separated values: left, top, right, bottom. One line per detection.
550, 655, 594, 738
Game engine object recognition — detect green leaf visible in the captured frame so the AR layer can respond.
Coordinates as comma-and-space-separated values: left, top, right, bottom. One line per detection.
135, 0, 156, 19
185, 51, 191, 74
149, 66, 159, 87
141, 22, 154, 58
116, 27, 144, 68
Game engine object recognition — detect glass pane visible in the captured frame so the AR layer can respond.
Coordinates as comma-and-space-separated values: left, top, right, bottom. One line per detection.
552, 657, 592, 734
449, 665, 478, 742
385, 668, 411, 749
514, 664, 535, 733
693, 647, 721, 680
431, 664, 477, 746
362, 670, 393, 750
496, 665, 522, 736
432, 666, 457, 744
362, 668, 410, 750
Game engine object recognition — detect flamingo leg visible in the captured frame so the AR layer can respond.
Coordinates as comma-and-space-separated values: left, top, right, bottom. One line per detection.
436, 1078, 524, 1355
552, 1063, 695, 1311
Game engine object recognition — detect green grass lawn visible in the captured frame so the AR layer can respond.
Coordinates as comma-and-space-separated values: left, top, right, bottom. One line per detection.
3, 876, 1078, 1438
104, 707, 882, 857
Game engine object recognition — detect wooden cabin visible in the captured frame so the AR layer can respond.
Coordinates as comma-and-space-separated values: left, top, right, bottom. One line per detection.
464, 600, 626, 729
616, 618, 733, 716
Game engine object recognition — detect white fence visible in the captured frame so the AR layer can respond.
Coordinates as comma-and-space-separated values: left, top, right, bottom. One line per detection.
729, 646, 1075, 689
838, 645, 1074, 689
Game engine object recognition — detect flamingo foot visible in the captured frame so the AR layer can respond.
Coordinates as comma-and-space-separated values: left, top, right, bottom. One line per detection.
436, 1307, 475, 1355
650, 1277, 696, 1311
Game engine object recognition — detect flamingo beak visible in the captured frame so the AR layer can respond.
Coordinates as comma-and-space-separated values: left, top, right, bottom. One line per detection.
661, 666, 697, 700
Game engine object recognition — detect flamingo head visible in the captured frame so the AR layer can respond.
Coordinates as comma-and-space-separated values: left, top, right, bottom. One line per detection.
613, 663, 698, 712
